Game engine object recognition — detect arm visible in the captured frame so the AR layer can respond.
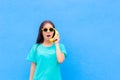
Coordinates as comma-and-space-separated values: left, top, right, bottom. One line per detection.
54, 34, 65, 63
29, 62, 36, 80
55, 43, 65, 63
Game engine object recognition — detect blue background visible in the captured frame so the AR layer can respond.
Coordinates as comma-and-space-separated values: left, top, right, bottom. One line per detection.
0, 0, 120, 80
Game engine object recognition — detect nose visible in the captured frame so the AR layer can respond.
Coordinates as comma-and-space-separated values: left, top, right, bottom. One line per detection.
47, 30, 50, 32
46, 30, 50, 33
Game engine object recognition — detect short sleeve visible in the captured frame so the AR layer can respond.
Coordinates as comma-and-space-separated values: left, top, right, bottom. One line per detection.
60, 44, 67, 58
27, 44, 38, 64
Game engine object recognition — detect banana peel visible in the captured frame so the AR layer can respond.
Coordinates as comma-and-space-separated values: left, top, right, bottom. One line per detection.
49, 29, 59, 42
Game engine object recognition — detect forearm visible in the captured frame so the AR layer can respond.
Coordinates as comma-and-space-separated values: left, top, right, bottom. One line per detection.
55, 43, 65, 63
29, 62, 36, 80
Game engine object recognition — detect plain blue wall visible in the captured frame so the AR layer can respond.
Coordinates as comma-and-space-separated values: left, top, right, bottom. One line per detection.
0, 0, 120, 80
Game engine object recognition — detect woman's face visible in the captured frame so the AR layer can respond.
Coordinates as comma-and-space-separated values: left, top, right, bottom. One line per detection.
42, 23, 54, 41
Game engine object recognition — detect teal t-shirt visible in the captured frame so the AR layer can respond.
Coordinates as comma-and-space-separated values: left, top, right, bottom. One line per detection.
27, 43, 67, 80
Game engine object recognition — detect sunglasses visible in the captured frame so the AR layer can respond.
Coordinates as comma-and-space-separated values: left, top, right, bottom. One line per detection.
42, 28, 55, 32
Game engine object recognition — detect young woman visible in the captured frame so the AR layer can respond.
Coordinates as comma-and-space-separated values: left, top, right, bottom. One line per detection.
27, 20, 67, 80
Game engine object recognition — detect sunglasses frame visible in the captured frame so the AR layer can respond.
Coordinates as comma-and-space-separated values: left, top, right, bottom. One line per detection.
42, 27, 55, 32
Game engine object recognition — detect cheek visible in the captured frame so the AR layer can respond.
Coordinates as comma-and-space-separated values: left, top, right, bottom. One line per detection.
42, 32, 46, 37
51, 32, 54, 36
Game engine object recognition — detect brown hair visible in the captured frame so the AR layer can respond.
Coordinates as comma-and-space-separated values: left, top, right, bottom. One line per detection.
36, 20, 55, 44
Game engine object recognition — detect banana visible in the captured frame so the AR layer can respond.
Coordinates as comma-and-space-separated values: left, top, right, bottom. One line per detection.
49, 29, 59, 42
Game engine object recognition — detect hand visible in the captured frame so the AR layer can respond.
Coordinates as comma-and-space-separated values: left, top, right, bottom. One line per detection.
54, 35, 60, 44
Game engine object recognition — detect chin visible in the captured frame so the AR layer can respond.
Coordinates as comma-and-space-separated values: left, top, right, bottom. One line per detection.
44, 38, 50, 41
44, 36, 52, 41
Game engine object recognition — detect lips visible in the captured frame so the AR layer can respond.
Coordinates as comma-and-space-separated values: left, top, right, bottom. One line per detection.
47, 35, 51, 37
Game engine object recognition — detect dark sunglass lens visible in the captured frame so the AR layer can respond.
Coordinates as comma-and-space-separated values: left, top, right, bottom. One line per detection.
43, 28, 48, 32
49, 28, 54, 32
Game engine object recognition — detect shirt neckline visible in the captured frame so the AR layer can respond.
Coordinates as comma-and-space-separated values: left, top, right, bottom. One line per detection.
41, 43, 54, 48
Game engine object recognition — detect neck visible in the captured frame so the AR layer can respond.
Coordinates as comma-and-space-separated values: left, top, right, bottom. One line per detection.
42, 40, 53, 46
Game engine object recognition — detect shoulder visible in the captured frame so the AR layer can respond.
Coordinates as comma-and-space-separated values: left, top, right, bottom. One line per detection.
31, 43, 40, 49
32, 43, 39, 47
59, 43, 64, 46
59, 43, 65, 47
